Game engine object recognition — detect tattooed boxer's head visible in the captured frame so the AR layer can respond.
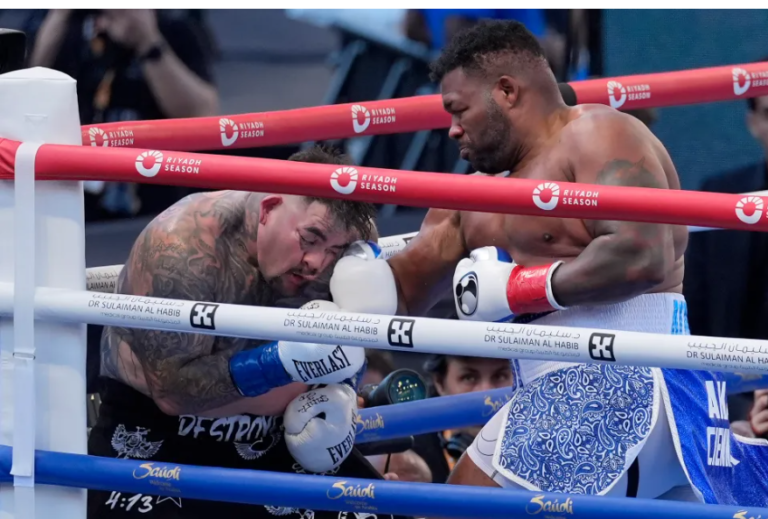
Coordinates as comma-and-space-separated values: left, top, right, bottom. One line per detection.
254, 147, 377, 297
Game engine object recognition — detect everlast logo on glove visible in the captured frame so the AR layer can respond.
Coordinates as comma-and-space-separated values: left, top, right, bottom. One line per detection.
327, 424, 356, 465
292, 346, 352, 383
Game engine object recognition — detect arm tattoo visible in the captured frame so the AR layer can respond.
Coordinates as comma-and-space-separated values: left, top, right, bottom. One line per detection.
590, 158, 665, 241
594, 158, 662, 189
101, 195, 265, 415
552, 158, 669, 306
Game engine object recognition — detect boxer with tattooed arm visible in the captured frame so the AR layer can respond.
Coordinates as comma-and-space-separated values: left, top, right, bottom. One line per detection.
89, 146, 407, 519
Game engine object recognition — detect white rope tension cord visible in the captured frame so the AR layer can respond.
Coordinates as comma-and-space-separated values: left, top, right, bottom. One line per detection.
1, 283, 766, 375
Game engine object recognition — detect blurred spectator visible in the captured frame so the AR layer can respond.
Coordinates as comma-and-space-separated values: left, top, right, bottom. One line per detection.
684, 63, 768, 421
361, 348, 396, 387
26, 9, 218, 220
367, 450, 433, 484
747, 389, 768, 439
411, 355, 513, 483
26, 9, 218, 396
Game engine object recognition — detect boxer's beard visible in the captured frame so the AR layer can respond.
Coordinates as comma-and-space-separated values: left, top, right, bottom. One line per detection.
468, 99, 517, 174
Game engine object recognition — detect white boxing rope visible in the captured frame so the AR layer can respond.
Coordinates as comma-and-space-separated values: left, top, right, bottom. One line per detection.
1, 283, 768, 375
85, 231, 419, 293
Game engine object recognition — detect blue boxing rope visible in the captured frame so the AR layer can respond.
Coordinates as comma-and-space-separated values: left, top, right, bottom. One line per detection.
354, 374, 768, 444
0, 446, 763, 519
356, 387, 511, 443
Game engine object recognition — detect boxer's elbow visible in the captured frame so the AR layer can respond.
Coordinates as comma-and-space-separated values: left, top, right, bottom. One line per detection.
152, 395, 188, 417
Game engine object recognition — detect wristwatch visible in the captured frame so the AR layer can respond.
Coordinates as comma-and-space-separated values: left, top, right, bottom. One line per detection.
138, 41, 166, 63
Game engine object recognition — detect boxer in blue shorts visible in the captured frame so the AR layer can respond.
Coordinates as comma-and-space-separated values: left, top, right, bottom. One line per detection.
329, 21, 768, 506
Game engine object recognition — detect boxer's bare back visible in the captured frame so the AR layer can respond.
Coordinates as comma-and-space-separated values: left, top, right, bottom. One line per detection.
390, 105, 687, 316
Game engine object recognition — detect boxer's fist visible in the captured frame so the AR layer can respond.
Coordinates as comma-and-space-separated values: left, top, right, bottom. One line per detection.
453, 247, 515, 322
330, 240, 397, 315
229, 300, 365, 397
284, 384, 358, 473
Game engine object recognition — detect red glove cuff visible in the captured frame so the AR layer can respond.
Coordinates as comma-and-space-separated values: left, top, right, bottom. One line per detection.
506, 261, 566, 315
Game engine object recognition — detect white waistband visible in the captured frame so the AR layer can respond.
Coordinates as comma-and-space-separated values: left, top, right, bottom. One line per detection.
515, 293, 686, 386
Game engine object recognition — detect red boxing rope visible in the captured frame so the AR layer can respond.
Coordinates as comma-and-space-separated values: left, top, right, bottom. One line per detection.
80, 61, 768, 153
2, 138, 768, 232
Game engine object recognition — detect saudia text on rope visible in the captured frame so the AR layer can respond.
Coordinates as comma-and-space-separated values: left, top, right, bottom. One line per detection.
355, 413, 385, 434
525, 494, 574, 516
327, 481, 376, 500
132, 463, 181, 481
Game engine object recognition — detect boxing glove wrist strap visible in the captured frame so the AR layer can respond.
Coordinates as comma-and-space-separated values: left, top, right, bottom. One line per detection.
340, 358, 367, 393
506, 261, 567, 315
229, 342, 293, 397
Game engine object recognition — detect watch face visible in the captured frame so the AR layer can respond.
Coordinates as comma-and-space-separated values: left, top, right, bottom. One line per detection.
387, 372, 427, 403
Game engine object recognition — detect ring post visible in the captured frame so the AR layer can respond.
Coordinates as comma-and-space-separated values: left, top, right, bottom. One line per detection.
0, 67, 87, 518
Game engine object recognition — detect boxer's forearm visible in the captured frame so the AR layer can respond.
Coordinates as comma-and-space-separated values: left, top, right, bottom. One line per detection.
194, 383, 308, 418
106, 324, 304, 417
550, 232, 667, 307
104, 322, 242, 416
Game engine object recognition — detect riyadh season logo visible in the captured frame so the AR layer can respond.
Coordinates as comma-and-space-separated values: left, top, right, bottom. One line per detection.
329, 166, 398, 195
220, 118, 238, 147
735, 196, 764, 225
351, 104, 397, 134
532, 182, 560, 211
220, 117, 264, 146
607, 81, 627, 109
733, 68, 751, 96
89, 127, 135, 147
532, 182, 598, 211
89, 127, 108, 147
351, 105, 370, 134
135, 151, 163, 178
330, 167, 359, 194
607, 80, 651, 109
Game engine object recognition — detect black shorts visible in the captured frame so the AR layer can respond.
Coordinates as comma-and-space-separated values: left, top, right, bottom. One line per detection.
88, 379, 409, 519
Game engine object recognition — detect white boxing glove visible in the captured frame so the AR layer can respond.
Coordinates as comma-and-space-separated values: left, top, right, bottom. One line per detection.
453, 246, 564, 323
228, 300, 366, 397
284, 383, 358, 473
330, 240, 398, 315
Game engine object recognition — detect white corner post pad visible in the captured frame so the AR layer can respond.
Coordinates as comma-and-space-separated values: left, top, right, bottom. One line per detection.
0, 67, 87, 519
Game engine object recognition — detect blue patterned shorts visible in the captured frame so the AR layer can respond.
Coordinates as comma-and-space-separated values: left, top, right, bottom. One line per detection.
495, 364, 656, 494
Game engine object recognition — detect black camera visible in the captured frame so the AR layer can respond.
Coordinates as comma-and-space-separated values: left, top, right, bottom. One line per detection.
355, 369, 427, 457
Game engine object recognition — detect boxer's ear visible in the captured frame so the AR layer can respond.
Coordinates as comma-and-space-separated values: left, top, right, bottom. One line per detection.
496, 76, 519, 109
259, 195, 283, 224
